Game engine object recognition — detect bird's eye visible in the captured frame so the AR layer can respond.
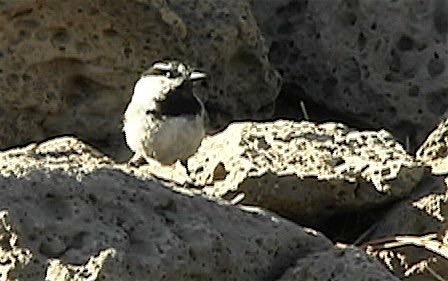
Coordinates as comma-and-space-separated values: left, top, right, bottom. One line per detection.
164, 70, 181, 78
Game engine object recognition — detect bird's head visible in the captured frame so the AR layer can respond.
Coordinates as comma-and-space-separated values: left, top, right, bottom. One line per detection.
141, 60, 206, 87
130, 60, 206, 109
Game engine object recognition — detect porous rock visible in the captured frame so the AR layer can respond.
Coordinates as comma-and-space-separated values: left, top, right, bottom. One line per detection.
0, 136, 333, 280
251, 0, 448, 147
417, 118, 448, 174
363, 174, 448, 281
0, 136, 113, 178
354, 89, 448, 281
187, 120, 424, 224
277, 245, 400, 281
0, 0, 280, 160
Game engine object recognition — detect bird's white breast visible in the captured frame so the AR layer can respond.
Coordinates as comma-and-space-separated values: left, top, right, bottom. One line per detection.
151, 114, 205, 164
123, 75, 205, 164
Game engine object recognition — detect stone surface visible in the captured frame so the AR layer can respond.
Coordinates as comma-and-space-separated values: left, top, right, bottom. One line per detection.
0, 136, 113, 178
187, 120, 424, 224
0, 136, 334, 281
363, 116, 448, 280
417, 118, 448, 175
46, 248, 115, 281
277, 245, 400, 281
0, 0, 280, 160
362, 174, 448, 281
251, 0, 448, 148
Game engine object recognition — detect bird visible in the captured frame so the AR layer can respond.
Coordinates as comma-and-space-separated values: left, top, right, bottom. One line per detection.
123, 60, 207, 167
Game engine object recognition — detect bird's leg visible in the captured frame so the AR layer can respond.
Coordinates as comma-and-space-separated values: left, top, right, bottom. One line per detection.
128, 153, 147, 167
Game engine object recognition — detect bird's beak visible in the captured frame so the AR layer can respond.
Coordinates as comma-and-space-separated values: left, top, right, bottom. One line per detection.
189, 71, 207, 81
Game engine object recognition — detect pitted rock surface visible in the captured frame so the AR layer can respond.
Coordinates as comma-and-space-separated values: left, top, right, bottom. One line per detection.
363, 175, 448, 281
277, 245, 400, 281
0, 0, 280, 160
251, 0, 448, 147
0, 136, 113, 178
187, 120, 424, 223
46, 248, 115, 281
417, 118, 448, 174
0, 137, 333, 280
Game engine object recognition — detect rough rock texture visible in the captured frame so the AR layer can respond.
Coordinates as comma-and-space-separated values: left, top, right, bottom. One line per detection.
251, 0, 448, 148
0, 136, 334, 281
0, 136, 113, 177
186, 120, 424, 224
417, 118, 448, 174
277, 245, 400, 281
0, 0, 280, 160
363, 175, 448, 281
361, 116, 448, 280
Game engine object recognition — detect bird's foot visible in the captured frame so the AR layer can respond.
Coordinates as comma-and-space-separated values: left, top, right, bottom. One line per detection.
128, 154, 147, 167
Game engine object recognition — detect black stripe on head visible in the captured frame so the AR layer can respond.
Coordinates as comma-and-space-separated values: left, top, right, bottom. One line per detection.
142, 60, 187, 79
157, 82, 202, 117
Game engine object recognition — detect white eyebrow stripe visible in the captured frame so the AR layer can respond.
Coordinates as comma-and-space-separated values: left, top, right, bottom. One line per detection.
153, 62, 172, 71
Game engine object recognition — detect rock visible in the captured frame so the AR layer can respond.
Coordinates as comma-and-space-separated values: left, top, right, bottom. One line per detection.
0, 0, 280, 160
363, 117, 448, 280
0, 136, 333, 280
417, 118, 448, 175
362, 174, 448, 281
251, 0, 448, 148
46, 248, 115, 281
187, 120, 424, 224
277, 244, 400, 281
0, 136, 113, 178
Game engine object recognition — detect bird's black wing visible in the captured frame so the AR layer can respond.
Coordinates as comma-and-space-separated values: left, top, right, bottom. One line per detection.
157, 82, 202, 117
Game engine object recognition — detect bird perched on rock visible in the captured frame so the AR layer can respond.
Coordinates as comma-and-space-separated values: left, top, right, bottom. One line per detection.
123, 60, 207, 166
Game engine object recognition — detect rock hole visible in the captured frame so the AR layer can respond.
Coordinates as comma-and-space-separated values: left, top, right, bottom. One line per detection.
212, 162, 227, 181
357, 32, 366, 51
51, 28, 69, 46
12, 8, 33, 18
194, 166, 204, 173
6, 73, 19, 87
408, 85, 420, 97
18, 30, 28, 39
45, 193, 55, 199
346, 12, 357, 26
103, 28, 118, 37
123, 47, 132, 58
397, 35, 414, 51
22, 73, 32, 81
87, 194, 97, 204
427, 55, 445, 78
389, 49, 401, 73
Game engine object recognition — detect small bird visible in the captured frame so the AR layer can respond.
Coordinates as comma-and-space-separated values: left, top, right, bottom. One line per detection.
123, 60, 207, 166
